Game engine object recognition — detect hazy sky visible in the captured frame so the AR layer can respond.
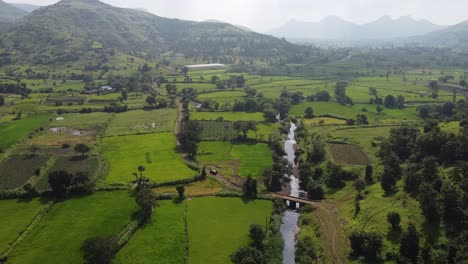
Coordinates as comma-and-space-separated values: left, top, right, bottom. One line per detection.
7, 0, 468, 32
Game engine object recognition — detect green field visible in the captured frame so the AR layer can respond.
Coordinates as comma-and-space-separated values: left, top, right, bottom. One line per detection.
187, 197, 272, 264
198, 90, 246, 103
231, 143, 273, 177
0, 199, 48, 253
106, 109, 177, 136
291, 102, 420, 123
190, 112, 265, 122
103, 133, 195, 183
198, 142, 272, 178
0, 114, 49, 151
9, 192, 137, 264
115, 201, 186, 264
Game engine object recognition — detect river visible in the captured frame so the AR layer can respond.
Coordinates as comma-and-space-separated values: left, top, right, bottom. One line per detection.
280, 122, 301, 264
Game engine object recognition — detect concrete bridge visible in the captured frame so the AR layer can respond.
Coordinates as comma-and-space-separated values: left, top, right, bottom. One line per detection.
273, 193, 320, 208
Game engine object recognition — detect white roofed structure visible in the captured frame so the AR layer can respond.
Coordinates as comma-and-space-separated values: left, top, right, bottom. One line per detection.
185, 64, 226, 70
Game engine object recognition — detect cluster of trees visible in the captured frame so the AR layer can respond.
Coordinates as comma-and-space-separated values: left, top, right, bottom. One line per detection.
233, 121, 258, 139
178, 120, 202, 158
335, 82, 353, 105
231, 224, 268, 264
48, 170, 91, 198
375, 121, 467, 262
211, 75, 245, 90
0, 83, 32, 97
263, 137, 288, 192
242, 176, 258, 198
104, 103, 128, 113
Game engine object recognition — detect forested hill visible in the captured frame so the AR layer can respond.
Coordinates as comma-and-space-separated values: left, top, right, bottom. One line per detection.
0, 0, 28, 22
0, 0, 308, 64
420, 20, 468, 49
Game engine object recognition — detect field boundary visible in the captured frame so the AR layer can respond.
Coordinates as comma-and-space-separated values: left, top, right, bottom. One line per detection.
0, 201, 54, 259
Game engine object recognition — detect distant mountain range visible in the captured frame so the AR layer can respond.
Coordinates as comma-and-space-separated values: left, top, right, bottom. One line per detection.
268, 16, 447, 40
0, 0, 305, 64
0, 0, 28, 22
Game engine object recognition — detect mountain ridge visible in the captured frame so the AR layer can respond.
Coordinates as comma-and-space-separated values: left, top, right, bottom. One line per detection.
0, 0, 306, 64
269, 16, 446, 40
0, 0, 28, 22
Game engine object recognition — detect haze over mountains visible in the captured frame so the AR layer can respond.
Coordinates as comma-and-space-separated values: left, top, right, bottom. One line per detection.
269, 16, 447, 40
0, 0, 28, 22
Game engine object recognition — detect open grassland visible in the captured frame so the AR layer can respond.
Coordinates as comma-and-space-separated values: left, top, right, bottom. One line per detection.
247, 123, 280, 141
328, 182, 428, 260
331, 126, 397, 161
291, 102, 420, 123
198, 142, 272, 178
198, 141, 234, 162
0, 199, 48, 253
103, 133, 195, 183
9, 191, 137, 264
303, 117, 347, 126
198, 90, 246, 103
0, 155, 48, 190
29, 112, 111, 148
187, 197, 272, 264
328, 143, 370, 165
115, 201, 185, 264
154, 177, 225, 196
190, 111, 264, 122
0, 114, 49, 151
106, 109, 177, 136
231, 143, 273, 178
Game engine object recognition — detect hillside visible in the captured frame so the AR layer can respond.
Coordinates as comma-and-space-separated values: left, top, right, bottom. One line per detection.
419, 20, 468, 48
269, 16, 445, 40
0, 0, 28, 22
7, 2, 42, 13
0, 0, 306, 64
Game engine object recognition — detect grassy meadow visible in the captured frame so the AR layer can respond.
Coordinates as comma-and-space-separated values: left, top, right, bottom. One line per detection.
9, 192, 137, 264
103, 133, 195, 183
187, 197, 272, 264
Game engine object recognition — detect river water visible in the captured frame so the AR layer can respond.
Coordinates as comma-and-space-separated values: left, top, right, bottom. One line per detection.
280, 122, 301, 264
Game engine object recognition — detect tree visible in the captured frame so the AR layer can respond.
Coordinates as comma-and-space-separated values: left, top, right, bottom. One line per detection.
387, 212, 401, 230
384, 95, 396, 108
429, 80, 439, 99
121, 90, 128, 100
353, 178, 366, 195
376, 105, 383, 114
356, 114, 369, 125
365, 165, 373, 184
0, 95, 4, 106
233, 121, 258, 139
460, 79, 467, 88
381, 154, 401, 195
136, 187, 157, 220
200, 165, 207, 180
440, 181, 464, 233
400, 223, 420, 264
304, 107, 314, 119
334, 81, 348, 104
296, 237, 317, 263
418, 182, 440, 223
249, 224, 265, 250
315, 90, 331, 102
81, 235, 119, 264
176, 186, 185, 200
231, 247, 266, 264
48, 170, 74, 198
74, 144, 90, 157
306, 180, 324, 200
242, 176, 257, 198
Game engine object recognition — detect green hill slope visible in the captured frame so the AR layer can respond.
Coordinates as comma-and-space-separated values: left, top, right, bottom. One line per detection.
0, 0, 306, 64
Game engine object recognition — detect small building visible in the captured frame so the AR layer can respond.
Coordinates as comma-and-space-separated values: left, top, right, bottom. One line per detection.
185, 64, 226, 71
100, 86, 113, 91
